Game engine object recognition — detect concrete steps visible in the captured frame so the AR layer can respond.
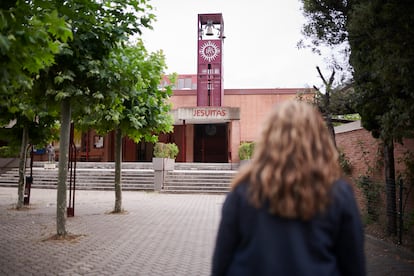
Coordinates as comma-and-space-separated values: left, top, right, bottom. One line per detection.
162, 170, 235, 193
0, 163, 155, 191
163, 162, 237, 193
0, 162, 238, 193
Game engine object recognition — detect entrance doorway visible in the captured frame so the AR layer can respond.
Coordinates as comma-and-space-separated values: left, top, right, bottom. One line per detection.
194, 123, 228, 163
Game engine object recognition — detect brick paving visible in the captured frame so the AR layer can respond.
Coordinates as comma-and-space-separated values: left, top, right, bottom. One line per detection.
1, 187, 414, 276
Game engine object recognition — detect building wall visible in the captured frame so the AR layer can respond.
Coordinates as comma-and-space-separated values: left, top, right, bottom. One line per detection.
185, 124, 194, 162
42, 88, 311, 163
335, 122, 414, 238
229, 120, 240, 162
224, 93, 300, 142
335, 123, 383, 181
170, 88, 309, 144
169, 91, 197, 108
335, 125, 382, 210
336, 125, 414, 186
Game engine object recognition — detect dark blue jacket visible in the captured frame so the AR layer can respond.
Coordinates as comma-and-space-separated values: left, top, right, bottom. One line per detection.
212, 179, 366, 276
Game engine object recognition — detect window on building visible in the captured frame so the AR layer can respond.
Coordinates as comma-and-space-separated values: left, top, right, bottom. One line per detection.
177, 77, 194, 90
177, 78, 185, 89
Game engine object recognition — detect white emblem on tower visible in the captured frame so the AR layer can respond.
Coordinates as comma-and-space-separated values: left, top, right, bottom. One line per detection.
199, 41, 220, 62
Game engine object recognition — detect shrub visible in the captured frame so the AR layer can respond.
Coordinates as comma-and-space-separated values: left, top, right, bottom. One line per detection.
238, 142, 255, 160
0, 146, 20, 158
356, 175, 382, 224
338, 149, 353, 175
153, 142, 179, 159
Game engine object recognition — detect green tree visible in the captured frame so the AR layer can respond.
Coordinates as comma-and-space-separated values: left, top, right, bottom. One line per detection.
36, 0, 155, 236
78, 41, 174, 213
301, 0, 414, 235
348, 0, 414, 235
0, 0, 71, 95
0, 0, 72, 209
300, 0, 351, 49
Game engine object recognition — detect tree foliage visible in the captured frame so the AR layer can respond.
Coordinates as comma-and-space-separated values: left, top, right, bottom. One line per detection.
348, 0, 414, 235
301, 0, 414, 235
78, 41, 174, 213
79, 41, 173, 142
301, 0, 351, 48
0, 0, 72, 96
302, 0, 414, 140
33, 0, 156, 236
349, 0, 414, 142
1, 0, 72, 209
0, 0, 71, 132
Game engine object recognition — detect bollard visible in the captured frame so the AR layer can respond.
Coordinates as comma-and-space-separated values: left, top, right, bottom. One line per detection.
23, 176, 33, 205
398, 177, 403, 245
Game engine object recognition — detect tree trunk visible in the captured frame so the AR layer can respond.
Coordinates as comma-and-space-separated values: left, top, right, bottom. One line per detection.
316, 66, 336, 147
325, 114, 336, 147
16, 126, 29, 209
384, 140, 397, 235
56, 99, 71, 236
324, 81, 336, 147
113, 127, 123, 213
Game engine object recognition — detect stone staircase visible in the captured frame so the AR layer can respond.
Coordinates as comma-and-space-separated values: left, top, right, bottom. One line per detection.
0, 162, 155, 191
163, 170, 235, 193
0, 161, 238, 193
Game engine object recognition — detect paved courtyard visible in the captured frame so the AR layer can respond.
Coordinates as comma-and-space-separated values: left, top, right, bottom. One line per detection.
1, 187, 414, 275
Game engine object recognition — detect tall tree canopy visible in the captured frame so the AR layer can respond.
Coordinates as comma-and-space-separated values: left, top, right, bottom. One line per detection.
301, 0, 414, 235
0, 0, 72, 209
349, 0, 414, 142
0, 0, 71, 96
348, 0, 414, 235
302, 0, 414, 139
34, 0, 155, 236
78, 40, 174, 213
301, 0, 350, 47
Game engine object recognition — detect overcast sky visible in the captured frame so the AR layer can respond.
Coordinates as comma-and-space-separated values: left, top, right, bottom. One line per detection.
140, 0, 331, 89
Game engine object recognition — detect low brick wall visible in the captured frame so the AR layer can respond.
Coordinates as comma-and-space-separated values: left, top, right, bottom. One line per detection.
335, 121, 414, 244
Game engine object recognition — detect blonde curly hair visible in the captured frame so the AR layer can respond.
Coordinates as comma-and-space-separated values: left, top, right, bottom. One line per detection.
233, 100, 341, 220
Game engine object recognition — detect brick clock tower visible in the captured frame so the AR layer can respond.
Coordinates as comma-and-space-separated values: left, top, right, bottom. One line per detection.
197, 13, 225, 107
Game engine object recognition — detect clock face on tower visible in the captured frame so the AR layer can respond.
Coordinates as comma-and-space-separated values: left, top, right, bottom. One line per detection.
199, 41, 220, 62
